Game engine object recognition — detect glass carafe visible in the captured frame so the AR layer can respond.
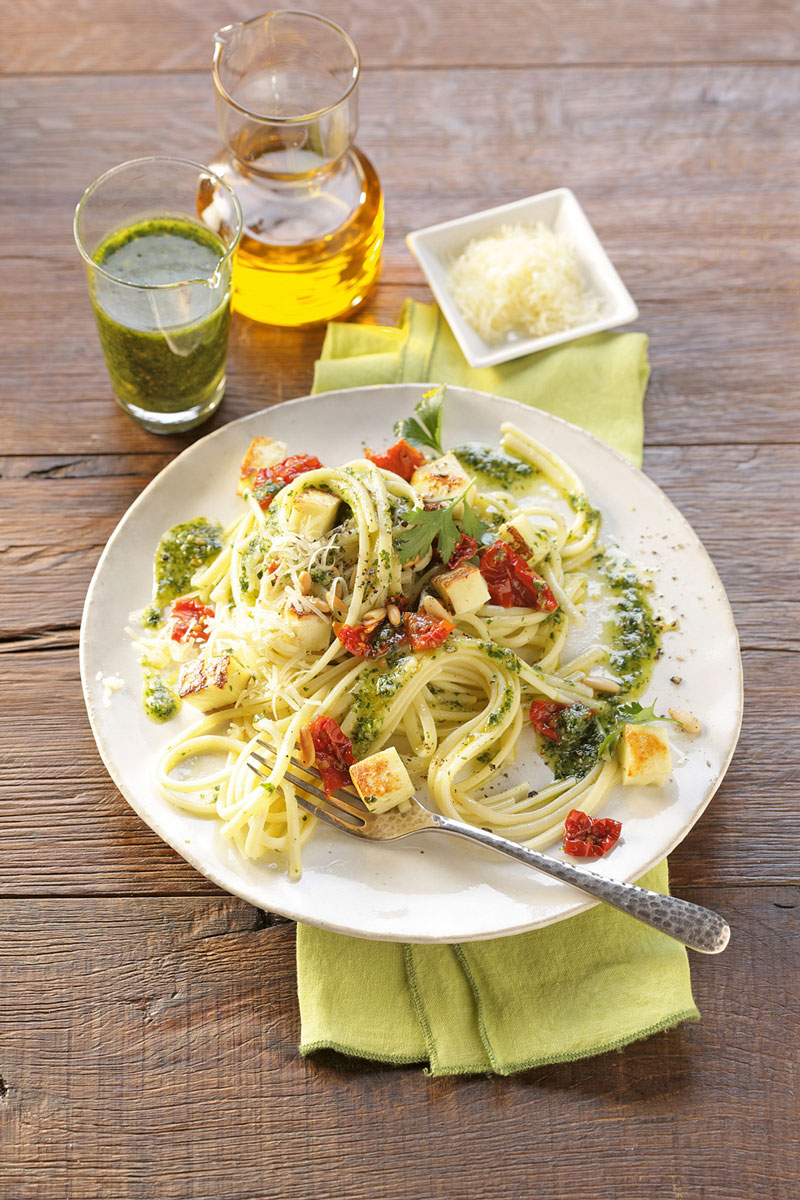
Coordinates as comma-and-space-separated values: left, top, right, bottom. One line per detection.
210, 11, 384, 327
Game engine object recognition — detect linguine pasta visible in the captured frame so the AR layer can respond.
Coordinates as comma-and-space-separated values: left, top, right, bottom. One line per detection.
134, 397, 659, 880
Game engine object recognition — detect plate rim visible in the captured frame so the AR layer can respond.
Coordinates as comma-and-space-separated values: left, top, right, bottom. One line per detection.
80, 384, 743, 941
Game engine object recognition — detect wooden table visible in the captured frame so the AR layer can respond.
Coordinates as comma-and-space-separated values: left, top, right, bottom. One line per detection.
3, 2, 799, 1196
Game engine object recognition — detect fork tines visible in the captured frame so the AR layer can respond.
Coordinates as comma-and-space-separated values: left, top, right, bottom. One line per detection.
247, 739, 368, 834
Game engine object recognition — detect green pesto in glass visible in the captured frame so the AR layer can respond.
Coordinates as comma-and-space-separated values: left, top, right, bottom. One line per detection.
91, 216, 231, 416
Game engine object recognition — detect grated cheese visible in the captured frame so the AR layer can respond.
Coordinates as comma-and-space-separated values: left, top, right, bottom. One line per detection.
447, 222, 600, 346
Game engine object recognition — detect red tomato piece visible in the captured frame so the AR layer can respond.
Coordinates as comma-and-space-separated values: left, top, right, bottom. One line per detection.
334, 619, 408, 658
446, 534, 480, 570
529, 699, 570, 742
563, 809, 622, 858
168, 597, 215, 643
253, 454, 323, 510
404, 610, 454, 652
479, 540, 558, 611
307, 715, 356, 795
366, 439, 426, 481
334, 622, 381, 658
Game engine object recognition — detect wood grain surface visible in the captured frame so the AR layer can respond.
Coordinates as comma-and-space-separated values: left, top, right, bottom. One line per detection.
1, 1, 798, 1197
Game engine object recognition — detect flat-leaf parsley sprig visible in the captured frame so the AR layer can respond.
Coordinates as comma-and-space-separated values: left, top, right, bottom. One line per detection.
395, 484, 489, 566
393, 385, 446, 456
597, 700, 682, 759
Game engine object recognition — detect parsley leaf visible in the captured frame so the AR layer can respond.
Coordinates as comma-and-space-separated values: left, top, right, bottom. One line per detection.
596, 699, 679, 759
395, 486, 489, 565
396, 504, 461, 565
394, 385, 446, 456
460, 500, 489, 542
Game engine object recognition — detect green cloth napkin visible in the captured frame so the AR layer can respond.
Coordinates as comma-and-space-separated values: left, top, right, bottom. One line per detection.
312, 298, 650, 467
298, 300, 698, 1076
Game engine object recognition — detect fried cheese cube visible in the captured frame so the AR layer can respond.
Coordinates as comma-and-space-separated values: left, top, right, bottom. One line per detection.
284, 605, 331, 653
410, 453, 472, 507
237, 437, 288, 497
433, 564, 490, 614
177, 653, 251, 713
503, 514, 552, 563
349, 747, 415, 813
287, 488, 340, 536
619, 723, 672, 787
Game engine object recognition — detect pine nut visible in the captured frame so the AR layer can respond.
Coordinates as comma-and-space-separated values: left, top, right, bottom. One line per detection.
314, 599, 331, 614
584, 676, 621, 696
299, 571, 312, 595
364, 607, 386, 624
669, 706, 702, 734
423, 595, 452, 622
387, 603, 402, 626
298, 726, 315, 768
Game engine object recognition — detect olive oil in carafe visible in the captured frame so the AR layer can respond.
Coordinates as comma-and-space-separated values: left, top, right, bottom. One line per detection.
211, 15, 384, 326
218, 146, 383, 327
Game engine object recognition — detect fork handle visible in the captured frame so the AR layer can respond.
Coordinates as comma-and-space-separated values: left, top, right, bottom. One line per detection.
431, 816, 729, 954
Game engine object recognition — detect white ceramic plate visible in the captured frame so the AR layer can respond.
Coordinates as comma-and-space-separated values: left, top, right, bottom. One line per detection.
80, 385, 742, 942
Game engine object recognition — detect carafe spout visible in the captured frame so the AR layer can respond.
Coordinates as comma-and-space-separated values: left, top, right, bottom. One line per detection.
213, 22, 238, 51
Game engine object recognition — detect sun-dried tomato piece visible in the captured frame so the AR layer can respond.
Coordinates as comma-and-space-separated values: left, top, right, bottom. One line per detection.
168, 597, 215, 643
334, 622, 382, 658
370, 620, 410, 657
335, 615, 409, 658
563, 809, 622, 858
306, 715, 356, 795
404, 610, 454, 652
479, 540, 558, 611
446, 534, 480, 569
529, 700, 570, 741
253, 454, 323, 510
366, 439, 427, 481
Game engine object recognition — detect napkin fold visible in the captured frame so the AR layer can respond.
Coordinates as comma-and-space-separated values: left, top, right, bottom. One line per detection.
312, 298, 650, 467
298, 301, 698, 1076
298, 864, 698, 1075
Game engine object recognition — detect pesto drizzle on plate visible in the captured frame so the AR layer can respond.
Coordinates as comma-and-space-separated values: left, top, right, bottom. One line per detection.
143, 518, 224, 626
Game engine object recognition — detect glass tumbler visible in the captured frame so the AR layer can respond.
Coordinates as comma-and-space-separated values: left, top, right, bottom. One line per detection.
211, 10, 384, 326
74, 156, 243, 434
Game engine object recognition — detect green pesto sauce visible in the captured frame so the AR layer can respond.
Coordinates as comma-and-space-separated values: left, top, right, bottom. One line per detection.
453, 442, 536, 489
349, 654, 419, 756
539, 701, 610, 781
538, 556, 662, 780
143, 517, 224, 625
238, 534, 266, 598
143, 671, 180, 722
598, 554, 662, 694
567, 491, 602, 524
477, 640, 522, 673
91, 217, 231, 416
486, 683, 516, 728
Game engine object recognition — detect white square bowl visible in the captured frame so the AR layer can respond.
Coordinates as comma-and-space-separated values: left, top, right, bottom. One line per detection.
406, 188, 638, 369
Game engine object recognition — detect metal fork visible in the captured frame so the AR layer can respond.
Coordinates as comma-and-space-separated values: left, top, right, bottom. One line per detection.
248, 742, 730, 954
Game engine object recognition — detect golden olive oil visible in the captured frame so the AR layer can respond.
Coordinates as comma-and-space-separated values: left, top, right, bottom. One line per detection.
227, 149, 383, 326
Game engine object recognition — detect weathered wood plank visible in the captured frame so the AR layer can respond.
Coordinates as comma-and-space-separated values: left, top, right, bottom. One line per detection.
3, 445, 798, 645
5, 0, 800, 75
0, 645, 794, 893
1, 890, 797, 1199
